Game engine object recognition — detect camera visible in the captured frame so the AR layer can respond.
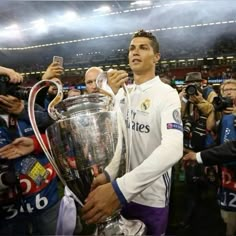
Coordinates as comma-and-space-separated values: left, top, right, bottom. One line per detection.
0, 159, 21, 207
185, 84, 201, 96
183, 118, 193, 149
183, 116, 208, 151
0, 76, 31, 100
183, 120, 192, 136
213, 96, 233, 112
0, 160, 18, 191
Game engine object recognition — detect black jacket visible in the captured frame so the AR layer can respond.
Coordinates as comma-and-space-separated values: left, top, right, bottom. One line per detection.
201, 141, 236, 165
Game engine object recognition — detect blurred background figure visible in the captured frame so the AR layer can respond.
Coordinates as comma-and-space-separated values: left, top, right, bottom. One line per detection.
43, 77, 63, 109
67, 88, 81, 98
206, 79, 236, 236
178, 72, 219, 232
84, 67, 103, 94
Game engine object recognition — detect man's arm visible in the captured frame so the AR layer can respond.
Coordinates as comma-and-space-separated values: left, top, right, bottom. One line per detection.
41, 62, 64, 80
201, 141, 236, 165
183, 141, 236, 165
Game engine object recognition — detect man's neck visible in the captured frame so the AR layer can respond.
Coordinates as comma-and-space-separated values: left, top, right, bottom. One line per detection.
133, 72, 156, 85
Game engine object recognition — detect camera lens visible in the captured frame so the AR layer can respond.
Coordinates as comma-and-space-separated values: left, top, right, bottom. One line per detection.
184, 122, 192, 134
186, 85, 197, 96
213, 96, 233, 111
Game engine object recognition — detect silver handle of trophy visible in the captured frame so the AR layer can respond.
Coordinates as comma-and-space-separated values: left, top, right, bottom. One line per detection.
96, 70, 131, 173
104, 111, 128, 180
27, 80, 65, 185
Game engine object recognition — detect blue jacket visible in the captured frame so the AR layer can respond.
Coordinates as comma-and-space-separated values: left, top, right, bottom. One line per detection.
0, 111, 58, 221
218, 114, 236, 211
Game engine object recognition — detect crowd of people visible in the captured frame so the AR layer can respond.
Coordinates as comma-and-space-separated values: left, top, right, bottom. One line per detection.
0, 29, 235, 236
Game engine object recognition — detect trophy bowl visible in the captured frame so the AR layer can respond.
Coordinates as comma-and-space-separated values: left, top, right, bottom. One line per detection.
28, 80, 146, 235
46, 107, 126, 204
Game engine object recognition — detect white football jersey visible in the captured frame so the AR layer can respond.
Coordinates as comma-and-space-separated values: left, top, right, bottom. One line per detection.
115, 76, 183, 207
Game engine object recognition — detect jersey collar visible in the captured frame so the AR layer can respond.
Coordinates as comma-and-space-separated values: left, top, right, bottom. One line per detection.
134, 76, 160, 92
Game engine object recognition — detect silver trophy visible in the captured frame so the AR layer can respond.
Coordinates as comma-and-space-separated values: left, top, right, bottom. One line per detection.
28, 80, 146, 235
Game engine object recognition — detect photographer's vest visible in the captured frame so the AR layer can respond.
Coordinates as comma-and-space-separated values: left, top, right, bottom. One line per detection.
218, 114, 236, 211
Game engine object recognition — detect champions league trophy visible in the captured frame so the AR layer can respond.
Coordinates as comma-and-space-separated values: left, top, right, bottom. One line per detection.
28, 80, 146, 235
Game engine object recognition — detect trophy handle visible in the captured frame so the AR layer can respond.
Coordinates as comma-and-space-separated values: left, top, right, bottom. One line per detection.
28, 80, 84, 207
105, 111, 129, 180
28, 80, 64, 178
96, 72, 131, 173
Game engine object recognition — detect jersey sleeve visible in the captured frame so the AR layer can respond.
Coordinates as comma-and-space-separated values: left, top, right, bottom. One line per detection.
114, 89, 183, 203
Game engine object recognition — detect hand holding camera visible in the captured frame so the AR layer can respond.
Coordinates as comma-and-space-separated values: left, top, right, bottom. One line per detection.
0, 66, 23, 84
212, 96, 234, 112
0, 95, 24, 115
183, 84, 203, 104
223, 106, 236, 115
180, 84, 204, 105
188, 91, 204, 105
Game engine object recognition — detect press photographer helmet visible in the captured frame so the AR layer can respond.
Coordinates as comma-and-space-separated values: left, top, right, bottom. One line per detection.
212, 96, 233, 112
0, 76, 31, 100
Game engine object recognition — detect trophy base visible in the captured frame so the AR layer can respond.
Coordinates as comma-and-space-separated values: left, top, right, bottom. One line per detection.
96, 213, 146, 235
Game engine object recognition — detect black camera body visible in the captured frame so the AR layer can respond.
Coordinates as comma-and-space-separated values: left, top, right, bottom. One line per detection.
0, 159, 21, 208
0, 160, 18, 191
183, 119, 192, 137
0, 76, 30, 100
213, 96, 233, 112
185, 83, 202, 97
183, 115, 208, 152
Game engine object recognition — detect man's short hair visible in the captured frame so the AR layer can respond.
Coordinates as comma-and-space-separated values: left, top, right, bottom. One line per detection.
132, 29, 159, 53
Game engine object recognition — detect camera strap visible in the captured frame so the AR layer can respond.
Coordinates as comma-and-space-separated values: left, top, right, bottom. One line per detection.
7, 113, 19, 138
8, 115, 20, 140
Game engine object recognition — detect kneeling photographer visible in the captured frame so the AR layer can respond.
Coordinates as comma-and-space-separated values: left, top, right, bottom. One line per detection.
178, 72, 218, 228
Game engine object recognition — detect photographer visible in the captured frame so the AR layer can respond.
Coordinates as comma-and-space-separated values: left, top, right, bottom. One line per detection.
206, 79, 236, 236
179, 72, 217, 152
207, 79, 236, 132
178, 72, 218, 229
0, 70, 60, 235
